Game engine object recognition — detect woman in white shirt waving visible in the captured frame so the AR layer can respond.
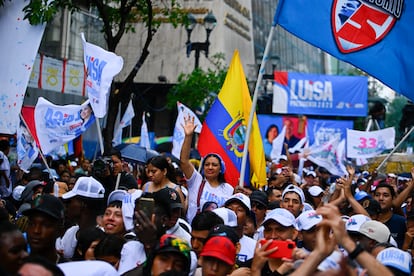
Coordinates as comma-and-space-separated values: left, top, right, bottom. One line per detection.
180, 116, 234, 223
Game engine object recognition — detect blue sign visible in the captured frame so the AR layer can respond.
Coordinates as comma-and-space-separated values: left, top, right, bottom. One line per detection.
272, 71, 367, 117
258, 115, 353, 147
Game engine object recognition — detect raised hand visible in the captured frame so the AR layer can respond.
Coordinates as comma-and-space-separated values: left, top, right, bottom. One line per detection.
181, 115, 197, 136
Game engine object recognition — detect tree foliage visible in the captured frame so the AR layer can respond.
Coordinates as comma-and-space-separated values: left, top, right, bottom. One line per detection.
167, 53, 227, 121
386, 95, 407, 137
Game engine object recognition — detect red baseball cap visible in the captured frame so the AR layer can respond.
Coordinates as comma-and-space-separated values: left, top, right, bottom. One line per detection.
200, 236, 236, 266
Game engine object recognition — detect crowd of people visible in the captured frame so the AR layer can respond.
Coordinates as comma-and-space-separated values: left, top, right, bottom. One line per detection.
0, 118, 413, 275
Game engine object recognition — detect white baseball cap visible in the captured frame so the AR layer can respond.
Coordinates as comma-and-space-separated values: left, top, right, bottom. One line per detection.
376, 247, 412, 275
296, 210, 322, 231
213, 207, 238, 227
62, 176, 105, 199
345, 214, 371, 232
308, 186, 324, 197
262, 208, 296, 227
225, 193, 251, 211
107, 189, 128, 206
358, 220, 391, 243
282, 184, 305, 203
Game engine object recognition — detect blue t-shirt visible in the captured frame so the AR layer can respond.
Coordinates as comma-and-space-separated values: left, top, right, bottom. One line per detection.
384, 213, 407, 248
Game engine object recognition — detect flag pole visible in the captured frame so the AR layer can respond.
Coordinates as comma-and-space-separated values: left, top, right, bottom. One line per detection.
238, 22, 278, 187
95, 118, 104, 154
19, 114, 56, 182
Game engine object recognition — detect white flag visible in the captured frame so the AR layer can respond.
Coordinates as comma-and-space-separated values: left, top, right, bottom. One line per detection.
307, 137, 347, 176
270, 125, 287, 162
34, 97, 95, 154
0, 0, 47, 134
81, 33, 123, 118
113, 100, 135, 146
347, 128, 395, 159
140, 113, 151, 149
17, 119, 39, 172
171, 102, 202, 159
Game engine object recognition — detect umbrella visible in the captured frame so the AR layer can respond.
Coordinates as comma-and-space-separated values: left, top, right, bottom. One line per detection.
115, 144, 159, 164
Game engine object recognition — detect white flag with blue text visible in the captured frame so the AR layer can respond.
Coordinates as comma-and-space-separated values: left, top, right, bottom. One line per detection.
81, 33, 123, 118
34, 97, 95, 155
171, 102, 202, 159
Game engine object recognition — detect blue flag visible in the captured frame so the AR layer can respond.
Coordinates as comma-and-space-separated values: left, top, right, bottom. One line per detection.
275, 0, 414, 100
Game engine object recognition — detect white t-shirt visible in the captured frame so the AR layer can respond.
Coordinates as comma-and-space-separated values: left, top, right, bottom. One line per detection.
118, 240, 146, 275
0, 151, 11, 197
166, 220, 192, 245
186, 168, 233, 223
237, 235, 256, 263
56, 225, 79, 259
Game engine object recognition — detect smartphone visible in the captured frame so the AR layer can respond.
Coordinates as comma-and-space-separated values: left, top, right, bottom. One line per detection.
137, 197, 155, 218
259, 239, 296, 259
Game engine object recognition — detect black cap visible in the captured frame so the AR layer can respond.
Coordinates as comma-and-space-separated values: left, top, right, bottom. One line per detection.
154, 187, 182, 211
22, 194, 64, 221
250, 190, 268, 208
208, 224, 239, 245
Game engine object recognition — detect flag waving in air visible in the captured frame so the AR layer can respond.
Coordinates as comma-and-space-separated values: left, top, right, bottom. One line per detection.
113, 100, 135, 146
17, 118, 39, 172
198, 50, 267, 187
81, 33, 124, 118
140, 113, 151, 149
171, 102, 202, 159
274, 0, 414, 100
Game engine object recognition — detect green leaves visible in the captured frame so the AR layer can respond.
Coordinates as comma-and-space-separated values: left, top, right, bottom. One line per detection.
167, 53, 227, 120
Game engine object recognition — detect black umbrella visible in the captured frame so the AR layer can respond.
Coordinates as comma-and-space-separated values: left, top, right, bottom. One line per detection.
114, 144, 159, 164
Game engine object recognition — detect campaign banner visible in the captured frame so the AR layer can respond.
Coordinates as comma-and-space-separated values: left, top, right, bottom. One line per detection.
40, 56, 64, 92
28, 54, 41, 89
272, 71, 367, 117
258, 115, 352, 147
307, 118, 353, 147
65, 59, 85, 95
81, 33, 124, 118
34, 97, 95, 155
347, 128, 395, 159
0, 0, 46, 134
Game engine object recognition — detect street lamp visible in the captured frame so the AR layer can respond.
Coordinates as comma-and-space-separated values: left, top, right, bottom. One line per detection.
186, 12, 217, 70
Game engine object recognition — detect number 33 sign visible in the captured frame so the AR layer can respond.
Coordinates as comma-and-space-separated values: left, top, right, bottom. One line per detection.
347, 128, 395, 158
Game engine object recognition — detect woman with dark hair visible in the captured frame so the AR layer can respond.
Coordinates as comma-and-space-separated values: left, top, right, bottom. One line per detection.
141, 156, 185, 210
180, 116, 234, 223
263, 124, 279, 157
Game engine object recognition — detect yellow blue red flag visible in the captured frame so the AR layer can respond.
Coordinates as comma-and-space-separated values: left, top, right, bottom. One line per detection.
198, 50, 267, 187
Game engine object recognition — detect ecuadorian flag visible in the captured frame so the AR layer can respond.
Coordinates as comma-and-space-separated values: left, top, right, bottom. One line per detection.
198, 50, 267, 188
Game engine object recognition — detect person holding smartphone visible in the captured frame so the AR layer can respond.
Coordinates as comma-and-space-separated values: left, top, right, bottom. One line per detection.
251, 208, 298, 276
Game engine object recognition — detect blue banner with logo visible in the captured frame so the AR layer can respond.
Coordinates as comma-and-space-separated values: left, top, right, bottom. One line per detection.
272, 71, 367, 117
